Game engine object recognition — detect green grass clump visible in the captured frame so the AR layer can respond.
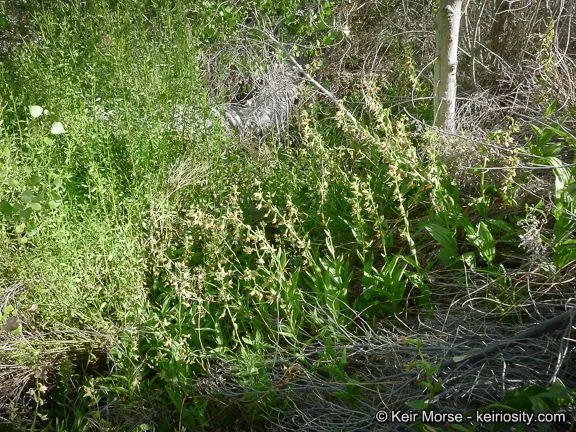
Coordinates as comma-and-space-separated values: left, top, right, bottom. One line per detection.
0, 1, 221, 429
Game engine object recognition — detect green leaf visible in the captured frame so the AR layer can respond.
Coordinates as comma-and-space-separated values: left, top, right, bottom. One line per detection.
406, 399, 428, 411
53, 176, 63, 188
461, 252, 476, 269
1, 305, 14, 319
381, 255, 409, 304
466, 222, 495, 264
541, 156, 571, 199
19, 207, 33, 222
555, 239, 576, 269
535, 379, 573, 409
527, 395, 551, 413
21, 190, 35, 204
0, 201, 13, 218
544, 99, 558, 117
48, 200, 60, 210
425, 223, 459, 265
485, 218, 512, 232
34, 192, 46, 203
438, 247, 458, 266
425, 224, 457, 251
26, 174, 42, 187
26, 220, 37, 232
499, 381, 573, 413
29, 202, 41, 211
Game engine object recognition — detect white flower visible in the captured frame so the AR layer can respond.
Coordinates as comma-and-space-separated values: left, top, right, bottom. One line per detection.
50, 122, 66, 135
29, 105, 44, 118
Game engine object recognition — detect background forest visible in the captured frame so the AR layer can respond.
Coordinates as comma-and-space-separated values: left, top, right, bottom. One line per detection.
0, 0, 575, 431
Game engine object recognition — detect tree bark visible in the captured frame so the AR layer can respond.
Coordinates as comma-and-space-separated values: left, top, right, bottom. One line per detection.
489, 0, 512, 61
434, 0, 463, 133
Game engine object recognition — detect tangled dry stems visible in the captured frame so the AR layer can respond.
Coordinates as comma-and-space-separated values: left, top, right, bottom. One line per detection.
203, 266, 576, 431
0, 279, 115, 426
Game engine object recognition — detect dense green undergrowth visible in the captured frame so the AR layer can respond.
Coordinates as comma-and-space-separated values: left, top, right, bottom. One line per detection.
0, 1, 575, 431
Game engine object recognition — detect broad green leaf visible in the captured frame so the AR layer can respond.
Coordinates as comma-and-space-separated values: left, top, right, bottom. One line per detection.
48, 200, 60, 210
542, 156, 571, 199
555, 239, 576, 270
485, 218, 512, 232
438, 248, 458, 266
499, 380, 573, 413
34, 192, 46, 202
0, 201, 13, 218
535, 379, 573, 409
425, 223, 459, 266
528, 395, 551, 413
477, 221, 495, 263
466, 222, 496, 264
1, 305, 14, 317
29, 202, 41, 211
19, 207, 32, 221
383, 255, 408, 302
21, 190, 35, 204
26, 174, 42, 187
425, 223, 457, 251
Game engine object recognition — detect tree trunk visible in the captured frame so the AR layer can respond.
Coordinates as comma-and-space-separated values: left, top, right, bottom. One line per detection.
434, 0, 463, 133
489, 0, 512, 61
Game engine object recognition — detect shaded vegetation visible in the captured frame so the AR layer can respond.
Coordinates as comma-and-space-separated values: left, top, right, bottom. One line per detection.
0, 1, 575, 431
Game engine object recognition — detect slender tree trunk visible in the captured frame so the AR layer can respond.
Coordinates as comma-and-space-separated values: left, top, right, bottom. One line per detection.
489, 0, 512, 61
434, 0, 463, 133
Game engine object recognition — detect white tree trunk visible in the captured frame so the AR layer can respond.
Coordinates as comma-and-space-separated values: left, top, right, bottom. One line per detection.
434, 0, 463, 133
